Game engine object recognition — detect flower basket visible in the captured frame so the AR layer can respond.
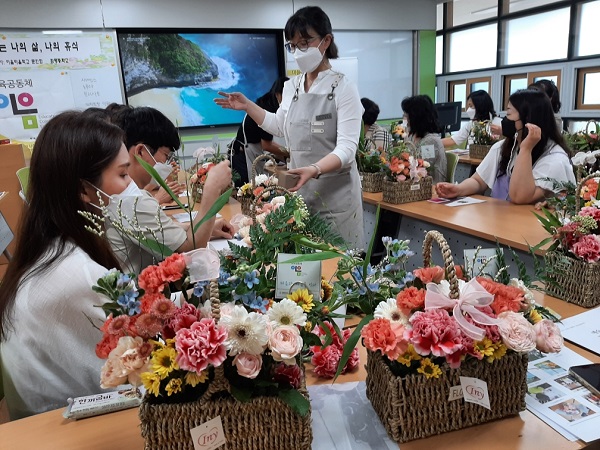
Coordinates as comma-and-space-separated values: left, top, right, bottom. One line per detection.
238, 154, 279, 217
360, 171, 384, 193
544, 251, 600, 308
138, 280, 313, 450
365, 230, 528, 443
469, 144, 492, 159
366, 349, 527, 443
382, 176, 432, 204
239, 196, 253, 217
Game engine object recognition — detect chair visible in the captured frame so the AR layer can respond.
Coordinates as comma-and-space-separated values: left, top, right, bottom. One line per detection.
445, 151, 459, 184
16, 167, 29, 203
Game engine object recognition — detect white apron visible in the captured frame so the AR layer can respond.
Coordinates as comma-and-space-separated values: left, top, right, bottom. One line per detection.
285, 74, 365, 250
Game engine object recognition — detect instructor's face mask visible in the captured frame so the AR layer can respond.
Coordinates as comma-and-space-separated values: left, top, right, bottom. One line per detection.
466, 107, 476, 120
145, 145, 173, 186
293, 38, 325, 74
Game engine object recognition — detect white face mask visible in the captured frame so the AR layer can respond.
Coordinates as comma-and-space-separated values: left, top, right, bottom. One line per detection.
145, 145, 173, 186
293, 38, 325, 74
466, 107, 476, 120
87, 180, 143, 216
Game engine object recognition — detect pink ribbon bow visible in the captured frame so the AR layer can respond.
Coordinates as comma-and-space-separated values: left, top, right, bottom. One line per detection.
424, 279, 500, 341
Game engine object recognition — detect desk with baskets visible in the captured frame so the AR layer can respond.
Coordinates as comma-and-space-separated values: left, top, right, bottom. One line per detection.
1, 196, 596, 450
362, 192, 547, 275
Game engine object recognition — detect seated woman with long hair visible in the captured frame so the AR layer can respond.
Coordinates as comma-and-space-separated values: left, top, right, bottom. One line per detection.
436, 89, 575, 204
0, 111, 129, 419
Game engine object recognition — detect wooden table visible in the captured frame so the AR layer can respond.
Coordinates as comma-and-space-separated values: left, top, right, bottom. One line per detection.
1, 289, 596, 450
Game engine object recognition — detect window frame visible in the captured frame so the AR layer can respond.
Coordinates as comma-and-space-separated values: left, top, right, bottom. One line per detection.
576, 66, 600, 110
501, 70, 562, 110
449, 77, 493, 110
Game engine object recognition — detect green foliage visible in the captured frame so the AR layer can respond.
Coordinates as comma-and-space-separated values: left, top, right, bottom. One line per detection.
471, 120, 498, 146
146, 34, 213, 78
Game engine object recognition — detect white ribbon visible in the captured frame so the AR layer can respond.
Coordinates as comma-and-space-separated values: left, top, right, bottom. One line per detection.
424, 279, 500, 341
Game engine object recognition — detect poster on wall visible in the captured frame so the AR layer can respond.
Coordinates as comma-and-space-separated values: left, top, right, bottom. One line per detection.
0, 30, 124, 143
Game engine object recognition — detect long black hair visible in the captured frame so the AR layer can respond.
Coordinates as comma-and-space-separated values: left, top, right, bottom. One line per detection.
256, 76, 289, 113
401, 95, 441, 139
468, 90, 496, 121
284, 6, 339, 59
497, 89, 569, 177
0, 111, 124, 340
529, 79, 561, 114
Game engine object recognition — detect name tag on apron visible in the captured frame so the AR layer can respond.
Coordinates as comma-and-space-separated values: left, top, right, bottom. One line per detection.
315, 113, 332, 121
421, 144, 435, 159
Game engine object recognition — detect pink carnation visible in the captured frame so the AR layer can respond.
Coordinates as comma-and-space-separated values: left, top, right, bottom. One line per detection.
414, 266, 445, 284
579, 206, 600, 223
274, 362, 302, 388
407, 309, 463, 358
310, 323, 359, 376
138, 265, 166, 294
160, 253, 187, 282
571, 234, 600, 263
361, 318, 409, 360
163, 300, 202, 339
311, 344, 342, 378
175, 318, 227, 374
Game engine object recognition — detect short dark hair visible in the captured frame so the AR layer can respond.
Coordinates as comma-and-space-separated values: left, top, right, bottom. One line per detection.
257, 77, 290, 113
528, 79, 561, 113
401, 95, 441, 138
111, 106, 180, 154
284, 6, 338, 59
361, 98, 380, 126
467, 90, 496, 121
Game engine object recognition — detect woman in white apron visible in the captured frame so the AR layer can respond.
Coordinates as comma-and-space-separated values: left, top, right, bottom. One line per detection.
215, 6, 365, 250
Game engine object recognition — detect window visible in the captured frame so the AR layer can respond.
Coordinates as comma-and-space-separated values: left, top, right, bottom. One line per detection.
508, 0, 564, 13
502, 70, 561, 110
436, 3, 444, 31
436, 35, 443, 74
448, 24, 497, 72
449, 76, 492, 109
451, 0, 497, 27
504, 8, 570, 65
576, 67, 600, 109
576, 1, 600, 57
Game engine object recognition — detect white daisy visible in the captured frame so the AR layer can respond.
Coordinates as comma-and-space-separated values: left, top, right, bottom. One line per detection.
254, 174, 269, 186
267, 299, 307, 328
374, 298, 410, 325
219, 305, 268, 356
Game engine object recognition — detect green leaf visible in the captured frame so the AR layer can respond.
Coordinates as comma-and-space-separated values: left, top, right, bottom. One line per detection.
230, 384, 252, 403
283, 251, 341, 263
277, 389, 311, 417
334, 314, 373, 380
290, 235, 338, 252
138, 236, 174, 258
135, 155, 186, 209
301, 331, 322, 347
193, 188, 233, 234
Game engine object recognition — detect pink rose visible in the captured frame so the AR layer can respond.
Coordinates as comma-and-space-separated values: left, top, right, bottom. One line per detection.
269, 325, 303, 365
233, 353, 262, 379
534, 319, 564, 353
571, 234, 600, 263
175, 318, 227, 374
496, 311, 536, 352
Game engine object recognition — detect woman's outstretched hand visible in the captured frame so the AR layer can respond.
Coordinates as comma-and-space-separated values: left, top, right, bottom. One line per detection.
214, 91, 250, 111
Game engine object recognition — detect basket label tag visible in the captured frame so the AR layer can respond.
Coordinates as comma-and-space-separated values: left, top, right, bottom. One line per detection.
190, 415, 226, 450
448, 385, 463, 401
410, 183, 421, 191
460, 376, 491, 410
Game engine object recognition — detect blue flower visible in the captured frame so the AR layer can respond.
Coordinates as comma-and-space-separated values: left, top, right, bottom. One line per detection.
117, 292, 140, 315
235, 291, 269, 313
218, 269, 231, 285
193, 280, 210, 297
397, 272, 415, 289
243, 270, 260, 289
116, 273, 132, 289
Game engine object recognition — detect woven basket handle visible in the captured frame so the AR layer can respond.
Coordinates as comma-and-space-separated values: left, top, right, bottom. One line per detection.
251, 154, 278, 188
251, 185, 293, 216
575, 171, 600, 212
585, 119, 599, 136
422, 230, 459, 300
200, 279, 233, 399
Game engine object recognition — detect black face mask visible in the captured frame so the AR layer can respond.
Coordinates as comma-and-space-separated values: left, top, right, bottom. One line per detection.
501, 116, 517, 138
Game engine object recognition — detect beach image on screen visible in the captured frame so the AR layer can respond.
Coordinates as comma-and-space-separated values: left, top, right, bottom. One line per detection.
118, 31, 282, 128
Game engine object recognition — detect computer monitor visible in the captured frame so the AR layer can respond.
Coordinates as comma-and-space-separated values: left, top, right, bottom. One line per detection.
434, 101, 462, 137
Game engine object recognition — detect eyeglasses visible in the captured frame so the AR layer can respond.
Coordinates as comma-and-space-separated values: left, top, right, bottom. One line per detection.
284, 37, 318, 54
145, 145, 177, 164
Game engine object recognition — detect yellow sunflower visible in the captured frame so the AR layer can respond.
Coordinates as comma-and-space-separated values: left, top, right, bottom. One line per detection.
321, 277, 333, 301
151, 346, 179, 379
473, 337, 495, 358
165, 377, 183, 396
417, 358, 442, 379
288, 288, 314, 312
396, 344, 422, 367
141, 372, 161, 397
486, 342, 507, 363
528, 309, 543, 324
185, 370, 208, 387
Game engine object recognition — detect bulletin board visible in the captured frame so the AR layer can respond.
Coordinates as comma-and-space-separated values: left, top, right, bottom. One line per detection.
0, 30, 124, 142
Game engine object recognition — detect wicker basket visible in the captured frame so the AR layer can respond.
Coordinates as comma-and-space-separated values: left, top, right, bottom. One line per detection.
365, 230, 528, 443
469, 144, 492, 159
139, 280, 312, 450
360, 172, 384, 193
382, 176, 432, 204
542, 173, 600, 308
238, 154, 279, 217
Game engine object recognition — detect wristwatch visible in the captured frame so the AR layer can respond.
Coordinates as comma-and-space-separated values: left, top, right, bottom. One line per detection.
310, 163, 322, 179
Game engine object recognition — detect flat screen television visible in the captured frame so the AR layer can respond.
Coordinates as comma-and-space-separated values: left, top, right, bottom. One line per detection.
434, 101, 462, 137
116, 29, 285, 129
